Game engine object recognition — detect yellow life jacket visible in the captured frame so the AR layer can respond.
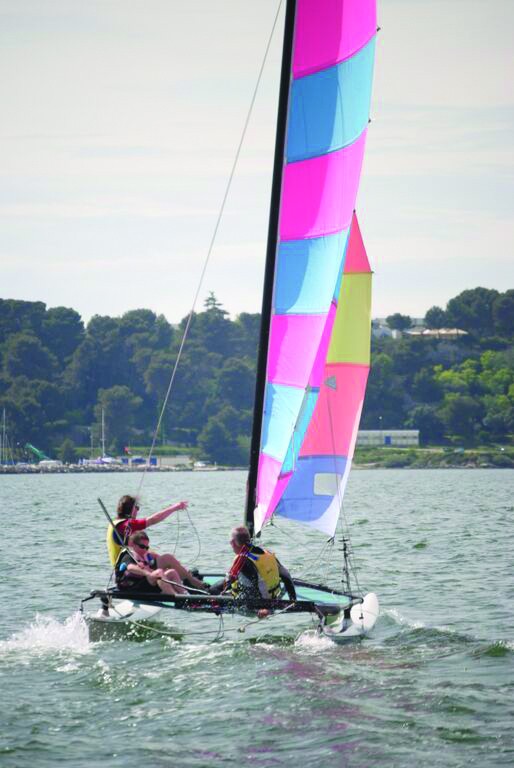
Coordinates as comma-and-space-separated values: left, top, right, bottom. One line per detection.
106, 518, 128, 566
232, 547, 281, 599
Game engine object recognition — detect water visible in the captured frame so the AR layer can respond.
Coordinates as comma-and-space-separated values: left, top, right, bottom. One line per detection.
1, 470, 513, 767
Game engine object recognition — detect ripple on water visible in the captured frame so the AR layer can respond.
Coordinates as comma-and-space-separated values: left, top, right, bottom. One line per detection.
1, 470, 513, 768
472, 640, 514, 658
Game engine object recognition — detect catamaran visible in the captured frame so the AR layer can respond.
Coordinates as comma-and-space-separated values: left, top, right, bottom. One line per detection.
82, 0, 379, 642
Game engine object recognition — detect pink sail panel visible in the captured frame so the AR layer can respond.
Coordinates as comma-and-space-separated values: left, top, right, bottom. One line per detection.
344, 212, 370, 273
254, 1, 376, 536
293, 0, 377, 78
267, 312, 327, 388
309, 301, 337, 387
280, 131, 367, 242
300, 363, 369, 458
254, 453, 291, 533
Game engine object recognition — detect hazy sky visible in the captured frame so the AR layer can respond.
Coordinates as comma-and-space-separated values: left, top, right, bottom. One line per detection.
1, 0, 513, 324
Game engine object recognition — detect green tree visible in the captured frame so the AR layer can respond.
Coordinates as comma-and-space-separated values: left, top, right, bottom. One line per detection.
233, 312, 260, 358
40, 306, 84, 365
144, 351, 176, 402
446, 287, 499, 335
94, 386, 142, 453
482, 394, 514, 438
361, 352, 406, 428
425, 305, 447, 329
3, 333, 58, 381
164, 344, 220, 434
437, 394, 483, 443
412, 368, 443, 403
405, 405, 445, 444
198, 406, 248, 465
386, 313, 412, 331
0, 299, 46, 344
65, 315, 126, 409
1, 389, 45, 447
492, 290, 514, 338
182, 294, 239, 358
214, 358, 255, 410
58, 438, 78, 464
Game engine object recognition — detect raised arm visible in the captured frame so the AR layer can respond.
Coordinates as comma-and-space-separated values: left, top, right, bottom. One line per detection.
145, 500, 188, 528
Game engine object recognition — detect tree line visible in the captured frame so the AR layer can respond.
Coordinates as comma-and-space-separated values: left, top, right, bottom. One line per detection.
0, 287, 513, 464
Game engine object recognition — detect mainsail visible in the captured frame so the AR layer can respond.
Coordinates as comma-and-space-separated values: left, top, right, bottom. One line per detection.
248, 0, 376, 537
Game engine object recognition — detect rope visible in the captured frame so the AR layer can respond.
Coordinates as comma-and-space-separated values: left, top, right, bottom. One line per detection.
107, 598, 299, 641
136, 0, 285, 497
236, 601, 295, 633
108, 601, 225, 640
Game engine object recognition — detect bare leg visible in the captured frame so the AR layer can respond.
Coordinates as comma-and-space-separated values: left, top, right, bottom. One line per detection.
154, 552, 205, 590
154, 569, 185, 596
160, 568, 187, 595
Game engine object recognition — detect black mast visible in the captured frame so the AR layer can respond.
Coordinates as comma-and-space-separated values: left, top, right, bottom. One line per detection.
245, 0, 297, 537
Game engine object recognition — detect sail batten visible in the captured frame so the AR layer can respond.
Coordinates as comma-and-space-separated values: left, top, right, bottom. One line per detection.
254, 0, 376, 536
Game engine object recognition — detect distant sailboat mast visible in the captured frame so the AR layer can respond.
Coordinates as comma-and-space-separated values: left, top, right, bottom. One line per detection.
101, 407, 106, 458
245, 0, 297, 537
1, 408, 5, 465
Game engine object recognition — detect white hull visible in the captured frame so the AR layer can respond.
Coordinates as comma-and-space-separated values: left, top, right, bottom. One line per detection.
91, 599, 163, 623
319, 592, 380, 643
86, 592, 379, 644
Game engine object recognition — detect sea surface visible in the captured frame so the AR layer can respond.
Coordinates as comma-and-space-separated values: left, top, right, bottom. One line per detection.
0, 469, 513, 767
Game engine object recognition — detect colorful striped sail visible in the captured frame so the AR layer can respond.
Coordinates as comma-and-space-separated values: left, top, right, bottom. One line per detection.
254, 0, 376, 536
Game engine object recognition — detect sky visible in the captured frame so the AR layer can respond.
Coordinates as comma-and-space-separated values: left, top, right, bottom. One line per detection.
1, 0, 513, 324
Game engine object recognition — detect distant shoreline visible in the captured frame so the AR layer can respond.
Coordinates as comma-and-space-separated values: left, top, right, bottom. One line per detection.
0, 465, 244, 476
352, 446, 514, 470
1, 455, 513, 475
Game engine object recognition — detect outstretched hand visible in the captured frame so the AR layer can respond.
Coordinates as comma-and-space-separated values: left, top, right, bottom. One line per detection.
175, 500, 188, 511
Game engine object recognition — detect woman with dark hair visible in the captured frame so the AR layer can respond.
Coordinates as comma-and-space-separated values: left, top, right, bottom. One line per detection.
106, 494, 186, 565
106, 494, 205, 590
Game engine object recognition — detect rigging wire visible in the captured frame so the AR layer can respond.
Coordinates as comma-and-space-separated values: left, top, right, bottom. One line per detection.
325, 373, 364, 596
268, 518, 335, 583
136, 0, 285, 499
338, 512, 364, 595
185, 506, 202, 566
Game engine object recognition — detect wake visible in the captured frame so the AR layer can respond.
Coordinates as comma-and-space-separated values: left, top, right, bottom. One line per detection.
0, 611, 91, 656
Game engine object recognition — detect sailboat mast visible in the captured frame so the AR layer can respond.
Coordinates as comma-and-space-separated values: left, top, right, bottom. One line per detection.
245, 0, 297, 537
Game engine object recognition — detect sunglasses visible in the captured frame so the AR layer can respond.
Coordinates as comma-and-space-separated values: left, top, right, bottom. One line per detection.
138, 543, 150, 550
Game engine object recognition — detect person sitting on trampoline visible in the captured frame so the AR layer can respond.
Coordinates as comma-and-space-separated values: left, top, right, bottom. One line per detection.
115, 531, 204, 596
107, 494, 205, 591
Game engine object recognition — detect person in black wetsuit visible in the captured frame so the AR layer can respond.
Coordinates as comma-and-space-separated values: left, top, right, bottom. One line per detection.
209, 525, 296, 601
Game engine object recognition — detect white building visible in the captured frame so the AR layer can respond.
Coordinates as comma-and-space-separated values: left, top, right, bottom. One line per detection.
404, 328, 468, 340
357, 429, 419, 447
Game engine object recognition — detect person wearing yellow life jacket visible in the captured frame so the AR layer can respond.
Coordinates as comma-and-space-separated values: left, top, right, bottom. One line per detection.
209, 525, 296, 601
106, 494, 206, 591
